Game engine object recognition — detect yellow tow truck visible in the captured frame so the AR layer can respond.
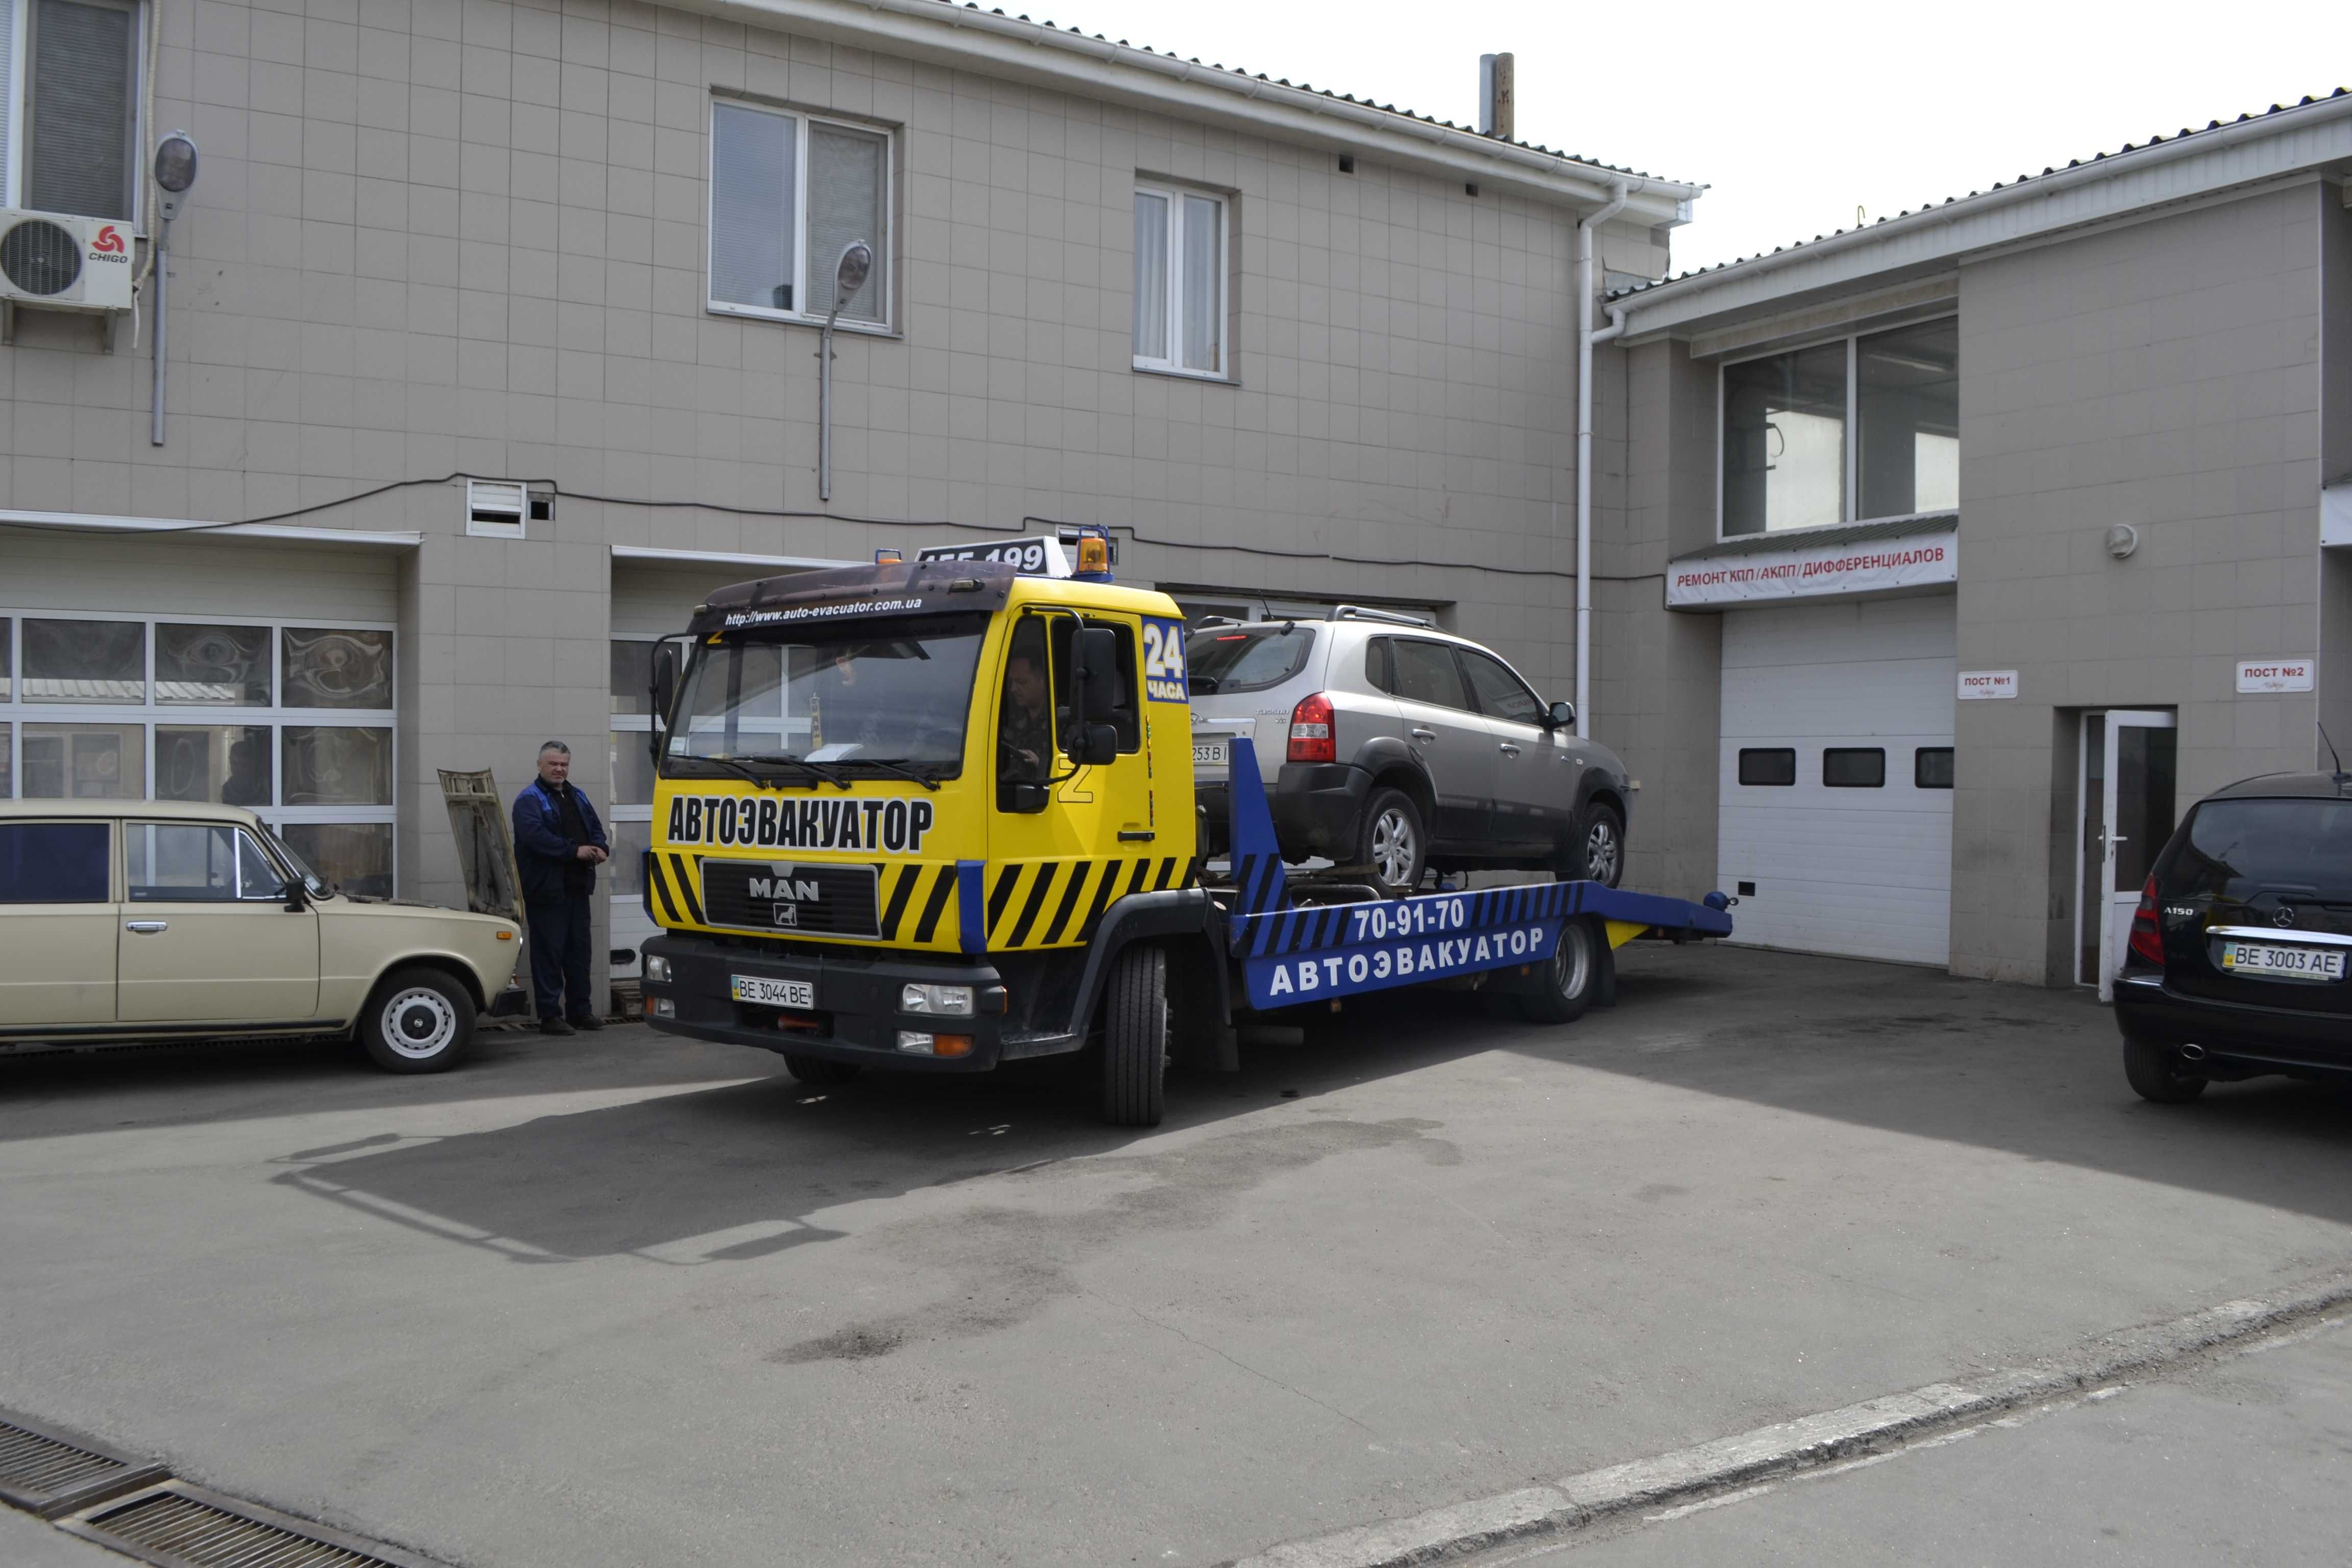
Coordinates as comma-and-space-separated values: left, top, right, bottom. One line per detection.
637, 534, 1732, 1125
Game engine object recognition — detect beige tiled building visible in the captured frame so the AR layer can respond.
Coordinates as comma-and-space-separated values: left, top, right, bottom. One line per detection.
0, 0, 1696, 988
1596, 93, 2352, 987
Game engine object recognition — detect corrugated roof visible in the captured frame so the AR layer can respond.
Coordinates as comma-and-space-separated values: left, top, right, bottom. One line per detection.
1669, 512, 1956, 565
932, 2, 1697, 185
1610, 87, 2350, 301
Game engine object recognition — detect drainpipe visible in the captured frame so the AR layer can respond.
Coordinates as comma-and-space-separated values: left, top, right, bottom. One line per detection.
1574, 178, 1632, 739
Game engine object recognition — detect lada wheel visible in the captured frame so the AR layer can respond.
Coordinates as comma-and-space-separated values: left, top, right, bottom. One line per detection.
360, 968, 476, 1073
1100, 943, 1168, 1128
1518, 918, 1600, 1025
1357, 788, 1427, 891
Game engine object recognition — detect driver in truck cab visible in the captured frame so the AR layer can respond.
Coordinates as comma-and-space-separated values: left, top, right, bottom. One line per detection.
997, 635, 1053, 785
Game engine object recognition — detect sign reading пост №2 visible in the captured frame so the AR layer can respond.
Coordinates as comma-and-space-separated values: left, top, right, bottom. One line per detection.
2236, 659, 2313, 694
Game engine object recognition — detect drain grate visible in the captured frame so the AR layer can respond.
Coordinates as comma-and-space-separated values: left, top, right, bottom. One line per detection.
58, 1481, 447, 1568
0, 1409, 168, 1519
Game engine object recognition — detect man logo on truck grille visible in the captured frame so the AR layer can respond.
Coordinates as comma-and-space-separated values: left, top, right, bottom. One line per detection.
667, 793, 935, 852
750, 875, 821, 903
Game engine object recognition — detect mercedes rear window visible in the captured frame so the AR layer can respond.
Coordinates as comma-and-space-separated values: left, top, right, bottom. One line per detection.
2163, 798, 2352, 901
1186, 626, 1314, 695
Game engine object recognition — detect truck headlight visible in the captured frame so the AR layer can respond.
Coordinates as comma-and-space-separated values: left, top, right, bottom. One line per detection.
900, 982, 974, 1016
644, 954, 671, 984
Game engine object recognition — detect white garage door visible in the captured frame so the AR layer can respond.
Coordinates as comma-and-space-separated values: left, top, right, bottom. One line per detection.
1717, 595, 1955, 966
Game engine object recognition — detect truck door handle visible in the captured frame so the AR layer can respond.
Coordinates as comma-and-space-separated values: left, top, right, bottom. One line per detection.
1411, 728, 1437, 743
1498, 742, 1522, 757
125, 920, 168, 934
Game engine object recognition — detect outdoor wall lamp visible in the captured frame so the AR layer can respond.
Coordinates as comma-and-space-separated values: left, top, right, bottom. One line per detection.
818, 240, 874, 502
150, 132, 197, 447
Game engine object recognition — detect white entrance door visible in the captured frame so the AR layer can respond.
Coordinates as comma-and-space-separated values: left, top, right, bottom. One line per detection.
1717, 596, 1957, 965
2081, 709, 2178, 1000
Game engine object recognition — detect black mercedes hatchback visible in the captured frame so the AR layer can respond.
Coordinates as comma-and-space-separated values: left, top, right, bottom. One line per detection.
2114, 771, 2352, 1101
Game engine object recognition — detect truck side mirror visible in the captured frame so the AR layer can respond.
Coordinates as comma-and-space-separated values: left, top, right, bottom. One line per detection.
1074, 627, 1121, 723
1546, 700, 1576, 731
1076, 722, 1118, 767
650, 644, 679, 763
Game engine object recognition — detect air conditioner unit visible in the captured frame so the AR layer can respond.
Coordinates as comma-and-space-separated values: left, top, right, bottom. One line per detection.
0, 211, 137, 311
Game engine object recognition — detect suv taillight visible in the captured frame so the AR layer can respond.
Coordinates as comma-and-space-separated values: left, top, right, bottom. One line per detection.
2128, 874, 2165, 966
1288, 692, 1336, 764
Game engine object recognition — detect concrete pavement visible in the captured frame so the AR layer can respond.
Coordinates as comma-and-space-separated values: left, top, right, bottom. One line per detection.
2, 945, 2349, 1565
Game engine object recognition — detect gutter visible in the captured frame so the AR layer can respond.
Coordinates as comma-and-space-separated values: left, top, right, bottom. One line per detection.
1609, 88, 2352, 325
1574, 180, 1634, 739
678, 0, 1702, 216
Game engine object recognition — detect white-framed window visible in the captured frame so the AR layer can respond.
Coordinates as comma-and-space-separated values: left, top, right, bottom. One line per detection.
0, 612, 398, 895
707, 97, 891, 331
3, 0, 146, 222
1719, 314, 1958, 538
1133, 182, 1228, 378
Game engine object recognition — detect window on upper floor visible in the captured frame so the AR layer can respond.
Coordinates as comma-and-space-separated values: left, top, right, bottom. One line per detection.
7, 0, 144, 222
1721, 316, 1958, 536
1133, 183, 1227, 378
707, 98, 891, 331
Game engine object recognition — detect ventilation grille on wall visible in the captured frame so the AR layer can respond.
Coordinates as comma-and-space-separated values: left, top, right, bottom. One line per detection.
465, 479, 550, 538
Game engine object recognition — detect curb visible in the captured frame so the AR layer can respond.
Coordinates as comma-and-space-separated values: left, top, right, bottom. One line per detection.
1224, 1268, 2352, 1568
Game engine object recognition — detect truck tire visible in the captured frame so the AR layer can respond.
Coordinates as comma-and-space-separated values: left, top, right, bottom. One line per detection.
2121, 1030, 2206, 1104
783, 1054, 861, 1087
1100, 943, 1168, 1128
1356, 788, 1428, 890
1518, 918, 1600, 1025
359, 967, 476, 1073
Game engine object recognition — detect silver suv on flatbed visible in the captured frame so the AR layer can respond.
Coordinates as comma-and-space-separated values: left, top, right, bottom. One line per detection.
1187, 607, 1630, 889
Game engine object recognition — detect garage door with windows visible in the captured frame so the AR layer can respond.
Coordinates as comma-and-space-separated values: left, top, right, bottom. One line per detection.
1717, 596, 1955, 966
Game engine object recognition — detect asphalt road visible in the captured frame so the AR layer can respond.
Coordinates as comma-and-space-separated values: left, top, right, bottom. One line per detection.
2, 944, 2348, 1566
1522, 1314, 2352, 1565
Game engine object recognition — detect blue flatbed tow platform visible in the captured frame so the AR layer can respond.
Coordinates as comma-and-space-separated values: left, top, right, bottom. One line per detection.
1211, 739, 1733, 1013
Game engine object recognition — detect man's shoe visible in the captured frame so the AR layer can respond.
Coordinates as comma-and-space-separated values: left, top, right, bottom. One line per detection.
568, 1014, 605, 1032
539, 1017, 576, 1037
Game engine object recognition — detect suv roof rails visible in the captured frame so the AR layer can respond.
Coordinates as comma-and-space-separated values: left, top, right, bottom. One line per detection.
1193, 615, 1244, 628
1328, 603, 1431, 628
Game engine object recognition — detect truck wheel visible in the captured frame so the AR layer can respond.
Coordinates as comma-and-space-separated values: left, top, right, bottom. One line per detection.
2122, 1030, 2206, 1103
1518, 919, 1600, 1025
1357, 788, 1427, 890
783, 1055, 861, 1087
1100, 943, 1168, 1128
360, 967, 476, 1073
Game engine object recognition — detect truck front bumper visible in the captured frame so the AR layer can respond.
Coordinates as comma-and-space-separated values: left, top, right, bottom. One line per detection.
640, 933, 1014, 1071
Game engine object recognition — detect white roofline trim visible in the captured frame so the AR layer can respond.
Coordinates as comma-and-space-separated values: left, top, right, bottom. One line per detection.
610, 545, 861, 571
0, 509, 424, 547
1613, 91, 2352, 338
668, 0, 1701, 219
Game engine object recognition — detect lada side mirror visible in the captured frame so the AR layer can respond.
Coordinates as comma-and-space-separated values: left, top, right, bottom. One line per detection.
1546, 700, 1576, 730
282, 877, 308, 913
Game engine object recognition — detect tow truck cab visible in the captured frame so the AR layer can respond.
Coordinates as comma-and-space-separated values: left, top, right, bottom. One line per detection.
636, 551, 1217, 1084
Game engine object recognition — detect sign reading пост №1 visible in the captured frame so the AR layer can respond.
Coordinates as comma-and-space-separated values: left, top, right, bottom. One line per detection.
1958, 670, 2018, 700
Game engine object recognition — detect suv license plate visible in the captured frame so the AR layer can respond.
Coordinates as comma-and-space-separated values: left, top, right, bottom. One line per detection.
1193, 740, 1229, 767
731, 975, 816, 1008
2218, 941, 2346, 982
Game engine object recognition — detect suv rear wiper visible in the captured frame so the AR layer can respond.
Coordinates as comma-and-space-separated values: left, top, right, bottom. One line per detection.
743, 753, 855, 790
852, 757, 945, 791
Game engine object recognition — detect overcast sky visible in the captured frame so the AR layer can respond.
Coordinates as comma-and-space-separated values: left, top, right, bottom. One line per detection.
1050, 0, 2342, 276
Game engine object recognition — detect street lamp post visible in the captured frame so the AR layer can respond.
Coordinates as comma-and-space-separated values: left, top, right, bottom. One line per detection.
817, 240, 873, 503
149, 133, 198, 447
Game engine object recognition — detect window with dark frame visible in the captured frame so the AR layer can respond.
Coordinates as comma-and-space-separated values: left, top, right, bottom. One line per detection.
1915, 747, 1955, 789
1737, 748, 1796, 786
1824, 748, 1886, 788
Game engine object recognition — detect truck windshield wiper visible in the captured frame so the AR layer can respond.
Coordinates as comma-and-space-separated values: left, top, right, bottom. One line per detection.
742, 753, 856, 790
851, 757, 945, 791
671, 753, 774, 788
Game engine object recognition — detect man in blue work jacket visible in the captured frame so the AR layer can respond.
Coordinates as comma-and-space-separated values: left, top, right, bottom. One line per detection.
512, 740, 609, 1034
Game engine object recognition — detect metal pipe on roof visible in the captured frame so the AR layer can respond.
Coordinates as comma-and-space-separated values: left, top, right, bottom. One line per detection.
1575, 179, 1634, 740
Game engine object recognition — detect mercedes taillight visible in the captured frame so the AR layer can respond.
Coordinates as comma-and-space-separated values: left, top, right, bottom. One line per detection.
2128, 875, 2165, 966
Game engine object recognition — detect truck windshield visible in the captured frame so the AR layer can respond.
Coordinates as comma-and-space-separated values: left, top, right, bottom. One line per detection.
665, 613, 985, 781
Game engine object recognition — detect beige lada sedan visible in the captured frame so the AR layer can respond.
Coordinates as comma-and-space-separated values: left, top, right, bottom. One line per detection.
0, 800, 520, 1072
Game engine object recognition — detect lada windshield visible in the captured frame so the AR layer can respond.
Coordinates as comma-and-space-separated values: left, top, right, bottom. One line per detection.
665, 612, 985, 782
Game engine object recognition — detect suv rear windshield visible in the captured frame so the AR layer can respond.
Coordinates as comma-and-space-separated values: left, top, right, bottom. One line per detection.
1187, 626, 1315, 694
2162, 797, 2352, 901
